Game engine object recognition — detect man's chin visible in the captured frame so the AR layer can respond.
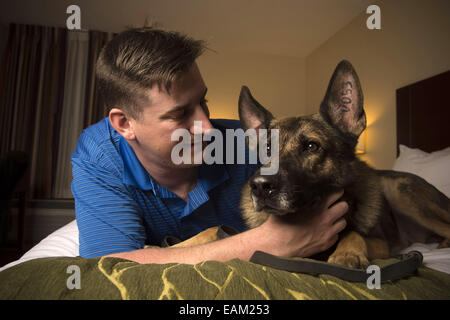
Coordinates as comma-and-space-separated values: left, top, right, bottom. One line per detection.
170, 161, 203, 169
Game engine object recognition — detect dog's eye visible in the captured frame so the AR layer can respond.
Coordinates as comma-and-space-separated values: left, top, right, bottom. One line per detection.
306, 141, 320, 152
266, 142, 271, 156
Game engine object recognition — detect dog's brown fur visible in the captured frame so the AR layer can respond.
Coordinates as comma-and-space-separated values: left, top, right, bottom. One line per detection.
238, 60, 450, 269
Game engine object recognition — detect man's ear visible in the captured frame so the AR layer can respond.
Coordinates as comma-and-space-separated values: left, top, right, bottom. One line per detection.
238, 86, 274, 131
109, 108, 136, 140
319, 60, 366, 140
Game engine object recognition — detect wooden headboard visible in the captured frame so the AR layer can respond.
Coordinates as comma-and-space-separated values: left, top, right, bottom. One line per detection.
396, 70, 450, 155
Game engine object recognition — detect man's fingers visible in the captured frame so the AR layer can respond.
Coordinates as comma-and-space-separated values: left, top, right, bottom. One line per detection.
324, 189, 345, 209
326, 200, 348, 224
328, 234, 339, 249
331, 217, 347, 234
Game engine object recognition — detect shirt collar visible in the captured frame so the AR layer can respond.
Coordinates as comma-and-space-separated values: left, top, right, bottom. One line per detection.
118, 135, 155, 190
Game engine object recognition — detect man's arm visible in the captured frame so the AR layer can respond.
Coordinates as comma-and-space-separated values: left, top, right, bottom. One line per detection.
106, 191, 348, 264
72, 157, 146, 257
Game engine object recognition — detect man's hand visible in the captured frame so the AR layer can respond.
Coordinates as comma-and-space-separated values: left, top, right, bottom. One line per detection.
104, 190, 347, 264
257, 190, 348, 258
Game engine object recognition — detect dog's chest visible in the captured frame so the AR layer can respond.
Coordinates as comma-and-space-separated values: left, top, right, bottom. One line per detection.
342, 183, 386, 236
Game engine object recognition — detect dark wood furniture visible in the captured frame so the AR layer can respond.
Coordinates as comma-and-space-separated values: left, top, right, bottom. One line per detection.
396, 70, 450, 154
0, 155, 29, 267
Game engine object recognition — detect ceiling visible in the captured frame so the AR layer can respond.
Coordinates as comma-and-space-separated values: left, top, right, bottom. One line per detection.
0, 0, 374, 58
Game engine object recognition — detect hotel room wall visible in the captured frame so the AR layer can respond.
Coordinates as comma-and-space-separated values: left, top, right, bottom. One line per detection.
198, 52, 306, 120
0, 1, 307, 120
305, 0, 450, 169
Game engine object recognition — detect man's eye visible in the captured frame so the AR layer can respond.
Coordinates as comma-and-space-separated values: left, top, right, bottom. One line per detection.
171, 99, 209, 121
172, 110, 187, 120
172, 107, 195, 121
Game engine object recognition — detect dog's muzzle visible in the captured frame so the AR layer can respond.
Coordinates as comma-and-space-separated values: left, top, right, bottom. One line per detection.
250, 175, 277, 197
249, 175, 281, 212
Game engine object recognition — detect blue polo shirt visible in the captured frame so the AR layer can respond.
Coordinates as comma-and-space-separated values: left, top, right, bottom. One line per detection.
71, 117, 258, 258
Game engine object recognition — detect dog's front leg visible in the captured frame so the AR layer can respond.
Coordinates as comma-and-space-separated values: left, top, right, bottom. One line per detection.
170, 227, 221, 248
327, 231, 370, 269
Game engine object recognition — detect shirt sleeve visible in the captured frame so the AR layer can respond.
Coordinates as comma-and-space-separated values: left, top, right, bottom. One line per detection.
71, 157, 146, 258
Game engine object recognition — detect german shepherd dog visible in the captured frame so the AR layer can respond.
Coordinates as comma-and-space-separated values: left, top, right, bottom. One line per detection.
237, 60, 450, 269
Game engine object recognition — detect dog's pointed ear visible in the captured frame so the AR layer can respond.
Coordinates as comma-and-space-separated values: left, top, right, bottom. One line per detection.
319, 60, 366, 139
239, 86, 274, 131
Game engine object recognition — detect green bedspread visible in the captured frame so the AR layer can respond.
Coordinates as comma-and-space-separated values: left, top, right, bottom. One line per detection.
1, 256, 449, 300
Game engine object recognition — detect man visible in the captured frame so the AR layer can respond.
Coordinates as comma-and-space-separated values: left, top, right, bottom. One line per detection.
71, 27, 347, 264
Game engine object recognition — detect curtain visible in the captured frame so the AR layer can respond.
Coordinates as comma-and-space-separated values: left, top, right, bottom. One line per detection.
53, 30, 112, 198
84, 31, 114, 128
0, 23, 112, 199
53, 31, 89, 199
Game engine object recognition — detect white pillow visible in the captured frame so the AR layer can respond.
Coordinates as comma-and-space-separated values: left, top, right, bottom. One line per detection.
0, 219, 79, 272
393, 144, 450, 197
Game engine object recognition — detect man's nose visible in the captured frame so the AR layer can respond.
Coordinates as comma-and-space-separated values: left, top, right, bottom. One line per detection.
190, 105, 213, 135
249, 175, 278, 198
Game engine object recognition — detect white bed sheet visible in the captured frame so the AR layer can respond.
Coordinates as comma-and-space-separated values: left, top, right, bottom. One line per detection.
1, 219, 449, 274
0, 219, 79, 272
400, 243, 450, 275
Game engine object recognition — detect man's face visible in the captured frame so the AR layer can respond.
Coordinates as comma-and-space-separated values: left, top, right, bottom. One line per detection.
128, 63, 213, 169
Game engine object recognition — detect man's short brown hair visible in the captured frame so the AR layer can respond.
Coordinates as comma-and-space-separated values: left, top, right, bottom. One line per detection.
96, 27, 206, 120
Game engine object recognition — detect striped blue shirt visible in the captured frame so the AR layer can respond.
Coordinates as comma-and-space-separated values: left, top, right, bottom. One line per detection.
71, 117, 258, 258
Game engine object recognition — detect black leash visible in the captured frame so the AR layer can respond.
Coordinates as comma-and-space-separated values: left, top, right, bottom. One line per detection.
162, 225, 423, 283
216, 225, 424, 282
250, 250, 423, 283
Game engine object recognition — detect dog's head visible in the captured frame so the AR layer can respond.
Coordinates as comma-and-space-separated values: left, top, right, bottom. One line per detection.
239, 60, 366, 215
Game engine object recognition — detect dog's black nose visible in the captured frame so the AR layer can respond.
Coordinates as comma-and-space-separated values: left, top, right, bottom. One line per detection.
250, 175, 277, 198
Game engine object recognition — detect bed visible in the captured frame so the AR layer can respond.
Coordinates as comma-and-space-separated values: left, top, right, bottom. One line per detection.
0, 71, 449, 300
